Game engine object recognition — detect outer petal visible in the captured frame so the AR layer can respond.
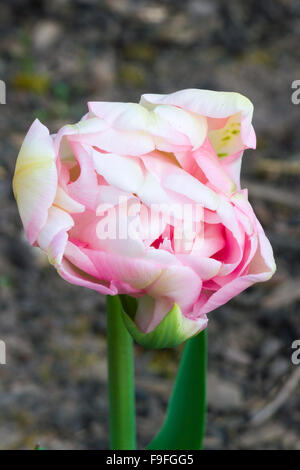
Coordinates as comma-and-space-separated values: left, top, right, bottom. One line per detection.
63, 242, 142, 297
88, 102, 149, 129
54, 117, 109, 156
140, 88, 255, 149
143, 265, 202, 331
122, 300, 207, 348
195, 220, 276, 317
220, 151, 243, 189
55, 112, 154, 157
64, 244, 163, 291
249, 219, 276, 277
88, 101, 207, 153
38, 206, 74, 265
149, 105, 207, 151
135, 296, 173, 333
140, 89, 256, 186
58, 259, 117, 295
13, 119, 58, 244
147, 266, 201, 306
87, 102, 155, 155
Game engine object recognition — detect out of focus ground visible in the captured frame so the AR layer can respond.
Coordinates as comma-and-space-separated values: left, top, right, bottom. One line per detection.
1, 0, 300, 449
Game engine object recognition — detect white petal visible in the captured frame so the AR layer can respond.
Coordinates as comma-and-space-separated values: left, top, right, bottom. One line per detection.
92, 151, 144, 193
164, 172, 219, 211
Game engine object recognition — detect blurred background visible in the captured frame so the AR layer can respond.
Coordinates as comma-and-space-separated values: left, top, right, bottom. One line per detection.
1, 0, 300, 450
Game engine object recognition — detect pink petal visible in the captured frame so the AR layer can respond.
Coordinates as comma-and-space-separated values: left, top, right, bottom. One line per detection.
147, 265, 202, 312
177, 255, 221, 281
58, 258, 117, 295
193, 138, 236, 193
38, 206, 74, 265
195, 222, 275, 317
68, 247, 163, 290
135, 296, 174, 332
67, 142, 99, 210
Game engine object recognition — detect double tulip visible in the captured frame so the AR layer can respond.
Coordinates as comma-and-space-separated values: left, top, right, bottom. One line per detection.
13, 89, 276, 347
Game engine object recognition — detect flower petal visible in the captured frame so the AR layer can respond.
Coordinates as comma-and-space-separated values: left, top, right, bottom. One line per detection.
67, 142, 99, 210
141, 89, 256, 186
140, 88, 255, 148
88, 102, 149, 130
53, 186, 85, 214
195, 223, 276, 316
92, 151, 144, 193
58, 258, 117, 295
150, 105, 207, 150
88, 102, 155, 155
38, 206, 74, 264
13, 119, 58, 245
147, 265, 202, 314
123, 299, 207, 347
164, 171, 219, 211
66, 247, 163, 290
193, 138, 236, 193
177, 255, 221, 281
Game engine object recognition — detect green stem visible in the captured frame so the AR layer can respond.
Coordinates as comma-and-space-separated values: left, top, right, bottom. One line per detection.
147, 328, 207, 450
106, 295, 136, 450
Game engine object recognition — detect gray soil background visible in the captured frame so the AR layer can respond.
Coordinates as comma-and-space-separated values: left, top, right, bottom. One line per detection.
1, 0, 300, 450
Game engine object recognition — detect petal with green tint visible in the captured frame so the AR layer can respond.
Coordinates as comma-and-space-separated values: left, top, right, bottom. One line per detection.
120, 296, 207, 349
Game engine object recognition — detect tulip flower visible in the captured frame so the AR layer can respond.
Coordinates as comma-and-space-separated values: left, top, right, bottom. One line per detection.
13, 89, 276, 450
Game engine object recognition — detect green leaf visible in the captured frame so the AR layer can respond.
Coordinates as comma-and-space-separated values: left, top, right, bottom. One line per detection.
120, 296, 201, 349
147, 329, 207, 449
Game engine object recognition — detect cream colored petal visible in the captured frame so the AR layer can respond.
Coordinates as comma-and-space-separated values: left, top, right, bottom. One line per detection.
13, 119, 58, 244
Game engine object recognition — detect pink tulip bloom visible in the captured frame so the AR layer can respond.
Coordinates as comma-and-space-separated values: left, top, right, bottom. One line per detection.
13, 89, 276, 345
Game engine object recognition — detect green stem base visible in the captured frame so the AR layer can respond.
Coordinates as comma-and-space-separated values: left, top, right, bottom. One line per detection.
106, 295, 136, 450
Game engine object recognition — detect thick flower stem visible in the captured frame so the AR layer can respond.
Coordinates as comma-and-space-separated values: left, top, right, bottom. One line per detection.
106, 295, 136, 450
147, 328, 207, 450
